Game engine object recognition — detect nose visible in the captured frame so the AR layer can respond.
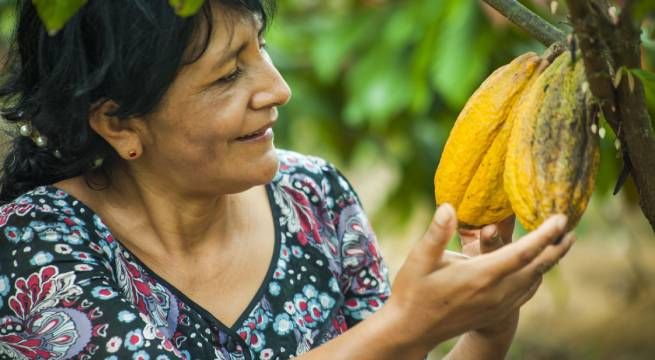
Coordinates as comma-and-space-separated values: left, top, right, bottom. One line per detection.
251, 55, 292, 110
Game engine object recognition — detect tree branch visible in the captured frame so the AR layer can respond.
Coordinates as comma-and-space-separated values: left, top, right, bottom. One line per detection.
566, 1, 620, 128
481, 0, 655, 231
482, 0, 567, 46
567, 0, 655, 231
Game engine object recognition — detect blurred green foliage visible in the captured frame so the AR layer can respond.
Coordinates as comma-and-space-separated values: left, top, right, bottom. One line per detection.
269, 1, 543, 228
169, 0, 206, 17
268, 0, 655, 229
0, 0, 653, 229
32, 0, 86, 34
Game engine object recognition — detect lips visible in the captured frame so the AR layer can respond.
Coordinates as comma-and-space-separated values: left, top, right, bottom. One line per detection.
235, 122, 274, 141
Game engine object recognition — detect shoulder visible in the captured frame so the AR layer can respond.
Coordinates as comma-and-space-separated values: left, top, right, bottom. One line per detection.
270, 150, 372, 253
0, 186, 106, 268
273, 149, 358, 205
0, 186, 61, 224
0, 187, 184, 359
0, 186, 91, 243
274, 149, 333, 177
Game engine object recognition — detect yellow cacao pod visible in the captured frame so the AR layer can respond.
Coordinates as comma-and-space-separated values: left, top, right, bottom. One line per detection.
504, 51, 600, 231
434, 52, 543, 227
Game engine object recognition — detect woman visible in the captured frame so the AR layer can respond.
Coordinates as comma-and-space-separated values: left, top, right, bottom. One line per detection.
0, 0, 573, 359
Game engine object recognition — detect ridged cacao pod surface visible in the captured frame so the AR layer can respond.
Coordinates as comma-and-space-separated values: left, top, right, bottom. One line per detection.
434, 52, 543, 227
504, 52, 600, 231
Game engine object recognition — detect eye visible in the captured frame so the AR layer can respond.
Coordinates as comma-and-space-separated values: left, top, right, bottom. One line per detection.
216, 67, 243, 84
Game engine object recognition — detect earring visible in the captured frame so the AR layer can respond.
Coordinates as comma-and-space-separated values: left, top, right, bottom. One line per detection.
19, 123, 32, 137
34, 135, 48, 148
128, 150, 138, 158
92, 157, 104, 169
19, 122, 49, 148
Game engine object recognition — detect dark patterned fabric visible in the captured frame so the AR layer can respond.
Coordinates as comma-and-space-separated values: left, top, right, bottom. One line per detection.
0, 150, 390, 360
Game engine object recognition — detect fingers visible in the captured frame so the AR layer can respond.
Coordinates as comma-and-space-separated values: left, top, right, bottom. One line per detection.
460, 215, 515, 257
409, 203, 458, 274
478, 214, 568, 280
514, 234, 574, 307
496, 215, 516, 245
479, 224, 503, 254
510, 275, 543, 309
479, 231, 574, 318
443, 250, 471, 263
524, 232, 575, 280
458, 227, 481, 257
461, 239, 481, 257
459, 228, 480, 246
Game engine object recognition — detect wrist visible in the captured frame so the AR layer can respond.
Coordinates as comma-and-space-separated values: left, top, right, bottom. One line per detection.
446, 312, 519, 360
374, 301, 430, 359
473, 310, 519, 341
300, 300, 429, 360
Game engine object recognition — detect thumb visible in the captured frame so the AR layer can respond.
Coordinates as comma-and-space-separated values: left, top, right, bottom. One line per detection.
409, 203, 457, 274
479, 224, 503, 254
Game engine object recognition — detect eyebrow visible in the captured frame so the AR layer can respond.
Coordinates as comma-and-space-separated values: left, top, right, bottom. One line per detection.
210, 22, 265, 72
211, 42, 247, 72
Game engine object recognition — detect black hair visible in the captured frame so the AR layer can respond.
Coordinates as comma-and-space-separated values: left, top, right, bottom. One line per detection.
0, 0, 274, 203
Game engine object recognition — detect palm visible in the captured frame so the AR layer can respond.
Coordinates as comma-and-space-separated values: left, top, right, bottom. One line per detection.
457, 216, 523, 336
458, 216, 516, 257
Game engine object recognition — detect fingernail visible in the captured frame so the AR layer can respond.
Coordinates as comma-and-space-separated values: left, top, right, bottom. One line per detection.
435, 204, 453, 226
556, 232, 575, 246
491, 229, 499, 241
556, 215, 568, 230
557, 234, 573, 256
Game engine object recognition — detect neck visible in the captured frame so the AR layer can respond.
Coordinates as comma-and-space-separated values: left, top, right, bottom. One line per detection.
68, 165, 256, 258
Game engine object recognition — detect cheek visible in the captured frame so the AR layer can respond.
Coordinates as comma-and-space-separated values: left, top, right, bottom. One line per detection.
150, 83, 251, 167
163, 105, 240, 155
173, 128, 231, 165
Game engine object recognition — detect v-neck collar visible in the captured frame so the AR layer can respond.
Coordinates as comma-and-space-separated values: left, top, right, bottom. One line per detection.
42, 183, 282, 335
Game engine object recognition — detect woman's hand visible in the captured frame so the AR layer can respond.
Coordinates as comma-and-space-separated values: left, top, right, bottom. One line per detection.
387, 204, 574, 356
458, 216, 515, 258
457, 216, 525, 338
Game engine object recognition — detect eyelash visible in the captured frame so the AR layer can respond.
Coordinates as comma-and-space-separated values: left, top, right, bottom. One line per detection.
215, 41, 268, 85
218, 67, 243, 84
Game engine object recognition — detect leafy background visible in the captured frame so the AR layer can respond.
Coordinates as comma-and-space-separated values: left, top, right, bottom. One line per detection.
0, 0, 654, 358
268, 0, 655, 232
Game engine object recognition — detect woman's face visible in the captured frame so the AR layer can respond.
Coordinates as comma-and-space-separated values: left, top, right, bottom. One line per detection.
133, 5, 291, 196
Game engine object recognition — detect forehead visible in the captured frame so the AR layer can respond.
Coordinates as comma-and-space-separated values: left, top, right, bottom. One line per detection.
171, 3, 263, 85
197, 4, 262, 51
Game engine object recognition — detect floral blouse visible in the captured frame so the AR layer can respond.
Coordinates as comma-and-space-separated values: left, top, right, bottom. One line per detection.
0, 150, 391, 360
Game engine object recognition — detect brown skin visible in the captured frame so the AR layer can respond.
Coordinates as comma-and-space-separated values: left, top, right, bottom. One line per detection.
55, 5, 291, 326
297, 207, 573, 359
56, 4, 574, 358
446, 216, 527, 359
458, 215, 522, 336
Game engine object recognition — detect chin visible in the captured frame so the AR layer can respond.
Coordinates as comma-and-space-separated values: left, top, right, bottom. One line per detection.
257, 148, 280, 183
220, 148, 279, 194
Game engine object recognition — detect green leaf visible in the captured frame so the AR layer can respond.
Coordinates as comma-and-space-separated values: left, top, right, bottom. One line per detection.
382, 4, 419, 48
633, 2, 655, 22
641, 23, 655, 51
169, 0, 205, 17
629, 68, 655, 125
630, 68, 655, 84
429, 1, 490, 109
310, 13, 378, 84
0, 4, 17, 39
32, 0, 87, 35
408, 3, 447, 115
344, 48, 412, 127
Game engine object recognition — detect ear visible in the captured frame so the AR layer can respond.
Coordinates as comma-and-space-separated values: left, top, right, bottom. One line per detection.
89, 100, 146, 160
